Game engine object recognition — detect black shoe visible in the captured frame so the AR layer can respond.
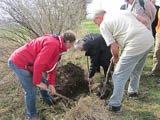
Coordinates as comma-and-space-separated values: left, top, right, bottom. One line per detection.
128, 92, 138, 97
145, 73, 156, 77
156, 79, 160, 84
107, 105, 122, 112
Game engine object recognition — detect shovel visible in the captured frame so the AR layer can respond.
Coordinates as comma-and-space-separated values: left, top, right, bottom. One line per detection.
87, 56, 93, 95
105, 61, 114, 85
99, 61, 114, 99
46, 88, 73, 102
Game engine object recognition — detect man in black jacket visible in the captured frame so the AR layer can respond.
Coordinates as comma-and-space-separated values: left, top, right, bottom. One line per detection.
74, 33, 112, 81
152, 4, 159, 38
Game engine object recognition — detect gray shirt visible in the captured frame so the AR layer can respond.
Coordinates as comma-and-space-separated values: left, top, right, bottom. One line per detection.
129, 0, 156, 30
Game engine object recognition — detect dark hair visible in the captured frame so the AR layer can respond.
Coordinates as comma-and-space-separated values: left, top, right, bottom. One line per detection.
62, 30, 76, 43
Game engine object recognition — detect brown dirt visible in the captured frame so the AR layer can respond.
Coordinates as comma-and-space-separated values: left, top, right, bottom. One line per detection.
54, 62, 113, 102
96, 82, 113, 100
55, 62, 89, 99
64, 95, 122, 120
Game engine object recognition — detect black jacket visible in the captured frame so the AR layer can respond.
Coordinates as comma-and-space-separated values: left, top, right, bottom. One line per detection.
83, 33, 112, 78
152, 5, 159, 38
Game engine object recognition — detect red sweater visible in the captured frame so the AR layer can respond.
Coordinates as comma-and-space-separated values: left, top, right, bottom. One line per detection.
10, 35, 67, 85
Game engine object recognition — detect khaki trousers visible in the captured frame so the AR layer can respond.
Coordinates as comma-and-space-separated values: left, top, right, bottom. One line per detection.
152, 33, 160, 75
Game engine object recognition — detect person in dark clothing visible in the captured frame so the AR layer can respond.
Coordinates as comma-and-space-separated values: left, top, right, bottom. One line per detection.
152, 5, 159, 38
74, 33, 112, 81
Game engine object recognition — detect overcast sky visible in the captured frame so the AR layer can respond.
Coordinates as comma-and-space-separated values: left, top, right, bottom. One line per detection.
157, 0, 160, 5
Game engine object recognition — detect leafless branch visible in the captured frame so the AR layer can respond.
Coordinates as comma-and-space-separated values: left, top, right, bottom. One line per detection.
0, 0, 86, 60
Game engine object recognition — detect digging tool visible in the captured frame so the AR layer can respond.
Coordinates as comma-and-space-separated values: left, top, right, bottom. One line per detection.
87, 56, 92, 94
46, 88, 73, 102
55, 92, 72, 102
99, 61, 114, 99
105, 61, 114, 84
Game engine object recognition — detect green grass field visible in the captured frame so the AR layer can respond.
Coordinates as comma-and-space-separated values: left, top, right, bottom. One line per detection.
0, 20, 160, 120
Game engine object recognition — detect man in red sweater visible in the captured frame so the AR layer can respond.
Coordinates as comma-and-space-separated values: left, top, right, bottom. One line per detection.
8, 30, 76, 119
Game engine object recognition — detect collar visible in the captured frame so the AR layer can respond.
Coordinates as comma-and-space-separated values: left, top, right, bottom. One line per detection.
59, 35, 67, 53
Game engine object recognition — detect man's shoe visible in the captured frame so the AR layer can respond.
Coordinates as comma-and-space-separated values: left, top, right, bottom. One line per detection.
145, 72, 156, 77
128, 92, 138, 97
107, 105, 122, 112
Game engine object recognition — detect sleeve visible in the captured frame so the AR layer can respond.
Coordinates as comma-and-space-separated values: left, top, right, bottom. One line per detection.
33, 42, 59, 85
100, 21, 115, 46
88, 55, 99, 78
145, 0, 157, 23
47, 66, 57, 85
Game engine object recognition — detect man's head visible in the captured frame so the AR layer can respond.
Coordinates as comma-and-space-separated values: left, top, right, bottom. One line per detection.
74, 39, 85, 51
151, 0, 156, 5
62, 30, 76, 49
92, 9, 106, 27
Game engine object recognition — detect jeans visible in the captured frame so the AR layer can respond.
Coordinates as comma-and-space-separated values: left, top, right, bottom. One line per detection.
8, 59, 52, 118
109, 47, 152, 106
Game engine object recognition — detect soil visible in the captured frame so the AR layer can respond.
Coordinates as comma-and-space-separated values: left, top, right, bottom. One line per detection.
55, 62, 89, 99
54, 62, 113, 102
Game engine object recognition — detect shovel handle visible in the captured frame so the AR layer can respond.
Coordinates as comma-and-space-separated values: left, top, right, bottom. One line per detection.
46, 89, 72, 102
106, 61, 113, 84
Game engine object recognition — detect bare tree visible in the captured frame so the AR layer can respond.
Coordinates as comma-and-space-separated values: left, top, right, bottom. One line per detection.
0, 0, 86, 63
0, 0, 86, 43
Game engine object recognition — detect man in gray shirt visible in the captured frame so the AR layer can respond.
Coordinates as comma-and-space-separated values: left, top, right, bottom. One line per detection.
92, 9, 154, 112
121, 0, 156, 30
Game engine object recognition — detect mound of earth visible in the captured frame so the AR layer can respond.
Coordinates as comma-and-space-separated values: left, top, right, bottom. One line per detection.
63, 95, 120, 120
55, 62, 89, 99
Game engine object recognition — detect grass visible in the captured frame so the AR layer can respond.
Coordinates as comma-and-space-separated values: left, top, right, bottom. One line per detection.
0, 20, 160, 120
82, 20, 100, 33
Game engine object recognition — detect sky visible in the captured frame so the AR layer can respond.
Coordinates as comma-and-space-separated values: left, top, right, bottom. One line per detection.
86, 0, 124, 18
87, 0, 160, 18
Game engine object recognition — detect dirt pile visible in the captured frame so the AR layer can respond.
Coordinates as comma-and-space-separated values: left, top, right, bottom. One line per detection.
55, 62, 89, 99
64, 95, 120, 120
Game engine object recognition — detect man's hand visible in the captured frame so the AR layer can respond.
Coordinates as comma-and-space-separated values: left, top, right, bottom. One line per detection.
48, 85, 56, 95
110, 56, 119, 64
88, 78, 93, 82
36, 82, 47, 90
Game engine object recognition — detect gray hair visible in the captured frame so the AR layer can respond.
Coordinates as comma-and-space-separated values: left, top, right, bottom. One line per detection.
92, 9, 106, 19
74, 39, 85, 50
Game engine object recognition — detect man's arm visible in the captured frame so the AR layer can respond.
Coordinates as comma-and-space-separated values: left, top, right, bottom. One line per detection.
110, 42, 119, 64
136, 15, 148, 25
132, 0, 156, 27
88, 55, 99, 79
145, 0, 157, 23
